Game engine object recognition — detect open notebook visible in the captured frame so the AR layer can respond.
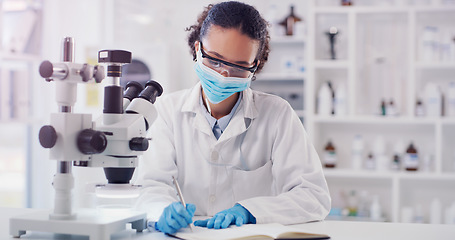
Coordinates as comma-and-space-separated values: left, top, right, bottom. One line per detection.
172, 223, 330, 240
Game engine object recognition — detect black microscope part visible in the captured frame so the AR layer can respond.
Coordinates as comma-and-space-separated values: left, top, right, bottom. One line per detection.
138, 80, 163, 104
104, 167, 135, 184
107, 65, 122, 77
129, 137, 149, 151
123, 81, 144, 101
39, 125, 57, 148
39, 60, 54, 78
98, 50, 132, 64
77, 129, 107, 154
103, 86, 123, 114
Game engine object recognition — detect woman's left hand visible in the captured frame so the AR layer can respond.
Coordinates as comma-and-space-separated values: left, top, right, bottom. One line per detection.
194, 204, 256, 229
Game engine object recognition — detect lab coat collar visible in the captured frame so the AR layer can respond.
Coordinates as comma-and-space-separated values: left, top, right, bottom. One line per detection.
181, 82, 258, 120
181, 82, 258, 140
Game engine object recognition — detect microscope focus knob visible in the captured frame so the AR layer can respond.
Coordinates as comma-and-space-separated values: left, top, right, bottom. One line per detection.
93, 65, 105, 83
39, 125, 57, 148
129, 137, 149, 151
77, 129, 107, 154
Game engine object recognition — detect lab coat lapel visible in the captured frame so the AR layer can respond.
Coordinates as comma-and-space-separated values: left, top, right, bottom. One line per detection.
181, 82, 214, 137
217, 88, 258, 143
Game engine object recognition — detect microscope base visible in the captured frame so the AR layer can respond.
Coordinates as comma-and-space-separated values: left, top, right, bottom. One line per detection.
10, 208, 146, 240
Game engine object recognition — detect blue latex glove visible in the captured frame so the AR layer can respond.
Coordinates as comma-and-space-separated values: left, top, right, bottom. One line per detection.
155, 202, 196, 234
194, 204, 256, 229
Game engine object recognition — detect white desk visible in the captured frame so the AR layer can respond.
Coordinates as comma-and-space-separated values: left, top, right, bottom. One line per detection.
2, 207, 454, 240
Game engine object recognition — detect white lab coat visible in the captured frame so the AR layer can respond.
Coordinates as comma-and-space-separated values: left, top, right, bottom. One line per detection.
135, 82, 331, 225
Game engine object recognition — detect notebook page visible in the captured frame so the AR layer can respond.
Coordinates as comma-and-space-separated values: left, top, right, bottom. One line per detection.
174, 224, 274, 240
173, 223, 320, 240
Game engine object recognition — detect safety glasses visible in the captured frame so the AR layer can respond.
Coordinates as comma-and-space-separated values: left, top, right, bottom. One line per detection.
199, 42, 258, 78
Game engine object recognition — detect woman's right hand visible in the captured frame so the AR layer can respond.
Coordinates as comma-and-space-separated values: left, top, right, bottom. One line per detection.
155, 202, 196, 234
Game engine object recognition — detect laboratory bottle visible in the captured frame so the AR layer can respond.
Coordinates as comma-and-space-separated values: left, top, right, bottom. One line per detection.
347, 190, 358, 217
391, 154, 400, 171
373, 136, 388, 172
334, 83, 347, 116
445, 202, 455, 224
323, 140, 337, 168
424, 82, 442, 117
421, 154, 434, 172
404, 142, 419, 171
447, 82, 455, 117
380, 99, 386, 116
278, 5, 302, 36
357, 191, 370, 218
386, 99, 397, 116
328, 81, 335, 114
265, 4, 283, 37
317, 82, 332, 115
370, 195, 382, 221
420, 26, 437, 62
430, 198, 442, 224
365, 152, 376, 170
413, 204, 424, 223
415, 98, 425, 117
351, 135, 364, 170
391, 140, 404, 171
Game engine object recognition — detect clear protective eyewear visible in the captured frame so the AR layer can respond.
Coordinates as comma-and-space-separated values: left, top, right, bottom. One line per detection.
199, 42, 258, 78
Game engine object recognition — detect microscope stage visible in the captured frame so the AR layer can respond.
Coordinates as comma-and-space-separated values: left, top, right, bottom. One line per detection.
10, 208, 146, 240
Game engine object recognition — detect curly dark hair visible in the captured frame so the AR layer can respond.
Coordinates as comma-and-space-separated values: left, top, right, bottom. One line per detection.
186, 1, 270, 74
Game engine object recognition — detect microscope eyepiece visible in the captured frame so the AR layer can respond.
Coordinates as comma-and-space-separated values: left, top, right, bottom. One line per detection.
138, 80, 163, 104
123, 81, 144, 101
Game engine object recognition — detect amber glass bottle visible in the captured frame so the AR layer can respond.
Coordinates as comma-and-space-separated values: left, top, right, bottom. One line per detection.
279, 5, 302, 36
324, 140, 337, 168
404, 143, 419, 171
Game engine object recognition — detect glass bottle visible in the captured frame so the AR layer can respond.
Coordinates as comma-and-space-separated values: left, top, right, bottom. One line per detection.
279, 5, 302, 36
404, 142, 419, 171
324, 140, 337, 168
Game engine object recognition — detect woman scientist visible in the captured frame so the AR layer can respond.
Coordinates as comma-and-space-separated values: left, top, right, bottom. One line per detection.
136, 1, 331, 234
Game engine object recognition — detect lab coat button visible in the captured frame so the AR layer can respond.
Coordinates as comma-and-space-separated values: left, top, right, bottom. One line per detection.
209, 195, 216, 203
211, 151, 219, 162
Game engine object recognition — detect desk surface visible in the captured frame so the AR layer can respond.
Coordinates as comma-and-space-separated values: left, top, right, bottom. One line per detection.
1, 207, 454, 240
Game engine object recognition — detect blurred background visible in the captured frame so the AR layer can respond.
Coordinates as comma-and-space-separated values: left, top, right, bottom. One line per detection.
0, 0, 454, 225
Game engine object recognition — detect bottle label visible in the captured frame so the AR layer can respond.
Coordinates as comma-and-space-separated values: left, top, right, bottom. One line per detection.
324, 151, 337, 164
404, 153, 419, 169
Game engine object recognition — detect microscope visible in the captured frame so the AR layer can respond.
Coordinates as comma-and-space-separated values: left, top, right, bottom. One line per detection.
10, 37, 163, 239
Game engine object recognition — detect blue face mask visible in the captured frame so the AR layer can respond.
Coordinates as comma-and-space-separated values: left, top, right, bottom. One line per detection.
194, 49, 252, 104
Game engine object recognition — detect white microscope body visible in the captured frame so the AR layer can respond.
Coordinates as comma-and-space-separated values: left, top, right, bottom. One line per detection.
9, 37, 163, 239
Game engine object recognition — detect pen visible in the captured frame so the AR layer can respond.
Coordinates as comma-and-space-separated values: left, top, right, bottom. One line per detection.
172, 176, 194, 232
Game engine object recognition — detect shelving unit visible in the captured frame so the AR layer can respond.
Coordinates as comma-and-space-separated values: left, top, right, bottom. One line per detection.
0, 0, 43, 208
305, 0, 455, 223
252, 32, 306, 122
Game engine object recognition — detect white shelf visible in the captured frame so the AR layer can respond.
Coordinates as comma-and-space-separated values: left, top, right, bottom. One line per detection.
415, 62, 455, 70
324, 169, 455, 181
413, 5, 455, 12
270, 36, 305, 44
313, 60, 349, 69
314, 6, 409, 14
0, 52, 41, 62
255, 72, 306, 81
324, 169, 396, 179
313, 115, 438, 125
314, 5, 455, 14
